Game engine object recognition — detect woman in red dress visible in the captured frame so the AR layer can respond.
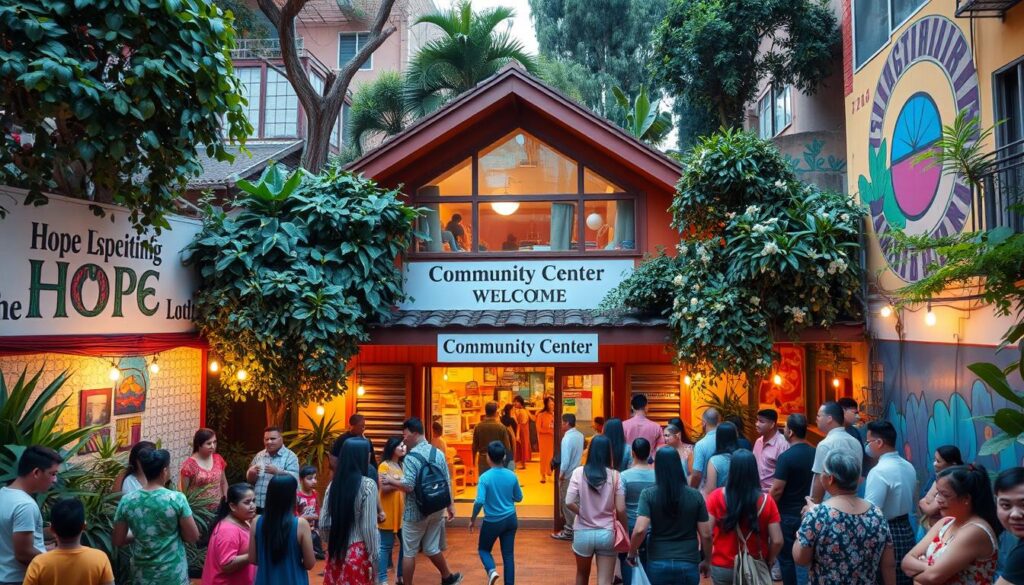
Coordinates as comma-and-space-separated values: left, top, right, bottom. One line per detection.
181, 428, 229, 508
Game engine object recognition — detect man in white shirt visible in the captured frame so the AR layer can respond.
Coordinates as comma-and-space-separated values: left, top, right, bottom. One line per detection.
689, 408, 720, 489
808, 401, 863, 504
552, 413, 585, 541
0, 446, 62, 585
864, 420, 917, 585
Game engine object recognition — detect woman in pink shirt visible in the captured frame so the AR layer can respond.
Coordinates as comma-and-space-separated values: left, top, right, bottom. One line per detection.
202, 483, 257, 585
567, 434, 627, 585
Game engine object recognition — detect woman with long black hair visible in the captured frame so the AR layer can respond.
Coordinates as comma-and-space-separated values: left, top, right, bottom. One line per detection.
706, 449, 782, 585
322, 439, 380, 585
248, 474, 316, 585
201, 482, 257, 585
627, 446, 711, 585
603, 418, 630, 471
567, 434, 627, 585
702, 421, 739, 495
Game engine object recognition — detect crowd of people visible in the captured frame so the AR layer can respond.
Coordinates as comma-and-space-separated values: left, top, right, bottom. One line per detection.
5, 394, 1024, 585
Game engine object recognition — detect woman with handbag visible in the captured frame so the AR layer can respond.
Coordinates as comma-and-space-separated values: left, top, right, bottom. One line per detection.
566, 434, 627, 585
706, 449, 783, 585
793, 450, 896, 585
627, 446, 712, 585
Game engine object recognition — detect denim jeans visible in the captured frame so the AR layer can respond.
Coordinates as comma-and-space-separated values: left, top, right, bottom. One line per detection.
379, 528, 403, 583
478, 514, 518, 584
779, 514, 808, 585
645, 559, 700, 585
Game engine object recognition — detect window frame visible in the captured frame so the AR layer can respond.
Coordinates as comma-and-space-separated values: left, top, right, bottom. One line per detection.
411, 144, 644, 259
993, 57, 1024, 149
339, 32, 373, 71
852, 0, 892, 71
757, 84, 793, 138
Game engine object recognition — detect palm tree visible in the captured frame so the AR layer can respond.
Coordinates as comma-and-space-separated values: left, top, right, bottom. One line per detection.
347, 71, 411, 155
405, 0, 539, 115
612, 85, 673, 145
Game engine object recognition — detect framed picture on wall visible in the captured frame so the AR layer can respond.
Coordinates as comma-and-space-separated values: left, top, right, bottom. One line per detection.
80, 388, 112, 428
528, 372, 545, 397
82, 427, 110, 454
759, 345, 806, 416
115, 416, 143, 451
483, 367, 498, 382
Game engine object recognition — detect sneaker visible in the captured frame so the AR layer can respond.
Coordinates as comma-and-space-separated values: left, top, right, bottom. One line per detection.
771, 559, 782, 581
440, 572, 463, 585
488, 570, 500, 585
551, 530, 572, 541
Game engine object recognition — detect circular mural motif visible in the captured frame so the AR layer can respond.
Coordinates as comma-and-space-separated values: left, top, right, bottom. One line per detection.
890, 93, 942, 220
859, 15, 980, 282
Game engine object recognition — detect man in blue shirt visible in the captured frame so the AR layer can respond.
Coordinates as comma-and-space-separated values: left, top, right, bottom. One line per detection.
689, 408, 720, 489
470, 441, 523, 585
552, 413, 585, 541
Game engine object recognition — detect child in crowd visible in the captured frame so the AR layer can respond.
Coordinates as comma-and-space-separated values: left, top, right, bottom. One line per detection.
201, 483, 257, 585
296, 465, 324, 560
23, 498, 114, 585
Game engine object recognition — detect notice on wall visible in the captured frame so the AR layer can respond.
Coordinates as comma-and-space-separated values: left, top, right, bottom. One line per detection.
0, 188, 201, 336
438, 333, 599, 363
401, 259, 634, 310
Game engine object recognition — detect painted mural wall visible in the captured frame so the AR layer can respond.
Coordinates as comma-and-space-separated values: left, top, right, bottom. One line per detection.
846, 0, 1024, 480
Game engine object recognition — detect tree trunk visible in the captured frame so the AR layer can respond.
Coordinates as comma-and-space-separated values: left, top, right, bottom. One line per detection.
300, 106, 339, 172
265, 398, 287, 429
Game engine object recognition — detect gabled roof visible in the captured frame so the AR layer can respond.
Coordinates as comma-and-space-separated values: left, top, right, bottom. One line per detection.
189, 141, 303, 190
346, 66, 682, 194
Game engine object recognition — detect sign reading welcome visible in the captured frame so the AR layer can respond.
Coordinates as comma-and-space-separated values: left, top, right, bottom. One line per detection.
438, 333, 599, 363
401, 259, 634, 310
0, 188, 201, 336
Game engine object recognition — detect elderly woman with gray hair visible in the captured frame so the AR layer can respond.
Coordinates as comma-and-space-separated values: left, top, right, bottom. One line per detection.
794, 450, 896, 585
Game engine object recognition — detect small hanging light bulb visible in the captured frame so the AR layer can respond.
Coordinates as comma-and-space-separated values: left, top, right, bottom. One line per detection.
236, 369, 248, 381
315, 405, 326, 417
880, 305, 893, 318
442, 368, 449, 381
683, 375, 692, 386
108, 363, 121, 381
832, 377, 841, 388
209, 359, 220, 373
773, 374, 783, 386
148, 358, 160, 375
357, 384, 366, 396
925, 305, 937, 327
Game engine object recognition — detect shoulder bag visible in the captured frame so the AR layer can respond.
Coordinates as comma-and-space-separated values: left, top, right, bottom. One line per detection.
733, 494, 773, 585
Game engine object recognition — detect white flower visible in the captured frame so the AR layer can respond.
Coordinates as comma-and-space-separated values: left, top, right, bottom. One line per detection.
726, 212, 737, 220
752, 224, 767, 235
745, 205, 761, 216
678, 243, 688, 256
761, 241, 781, 256
774, 179, 787, 189
692, 284, 701, 293
827, 259, 847, 275
696, 317, 709, 330
807, 249, 820, 260
840, 213, 851, 223
749, 296, 760, 307
690, 298, 698, 306
673, 274, 683, 286
713, 302, 725, 312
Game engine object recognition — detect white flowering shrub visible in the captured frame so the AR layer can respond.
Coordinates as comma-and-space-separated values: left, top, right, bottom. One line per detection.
668, 129, 863, 380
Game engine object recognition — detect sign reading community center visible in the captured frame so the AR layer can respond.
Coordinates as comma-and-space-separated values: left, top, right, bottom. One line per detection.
0, 188, 201, 335
401, 259, 634, 310
438, 333, 599, 363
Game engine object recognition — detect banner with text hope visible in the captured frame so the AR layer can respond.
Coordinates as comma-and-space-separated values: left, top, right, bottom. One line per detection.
0, 187, 201, 336
401, 259, 635, 310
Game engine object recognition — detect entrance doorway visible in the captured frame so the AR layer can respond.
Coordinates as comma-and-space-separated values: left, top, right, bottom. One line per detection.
427, 365, 609, 519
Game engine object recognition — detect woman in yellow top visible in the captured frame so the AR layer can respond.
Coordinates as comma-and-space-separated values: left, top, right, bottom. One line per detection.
536, 397, 556, 484
378, 437, 406, 585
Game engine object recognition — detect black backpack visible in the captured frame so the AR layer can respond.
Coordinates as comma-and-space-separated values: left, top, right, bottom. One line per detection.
407, 446, 451, 516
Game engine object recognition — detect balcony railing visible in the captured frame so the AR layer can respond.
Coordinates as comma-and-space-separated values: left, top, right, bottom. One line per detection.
231, 37, 305, 60
973, 139, 1024, 233
955, 0, 1022, 18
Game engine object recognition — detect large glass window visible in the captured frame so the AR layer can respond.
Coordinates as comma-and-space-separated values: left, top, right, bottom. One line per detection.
414, 129, 636, 255
264, 69, 298, 137
758, 84, 792, 138
340, 33, 373, 71
853, 0, 891, 69
236, 67, 262, 135
890, 0, 926, 29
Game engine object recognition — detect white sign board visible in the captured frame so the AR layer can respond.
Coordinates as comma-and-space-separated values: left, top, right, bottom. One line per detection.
401, 260, 634, 310
438, 333, 599, 363
0, 188, 201, 336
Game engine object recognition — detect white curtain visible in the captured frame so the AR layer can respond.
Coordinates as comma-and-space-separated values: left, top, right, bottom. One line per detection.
550, 203, 575, 251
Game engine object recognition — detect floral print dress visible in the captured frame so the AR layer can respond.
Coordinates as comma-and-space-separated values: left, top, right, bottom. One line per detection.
922, 517, 999, 585
113, 487, 194, 585
797, 502, 892, 585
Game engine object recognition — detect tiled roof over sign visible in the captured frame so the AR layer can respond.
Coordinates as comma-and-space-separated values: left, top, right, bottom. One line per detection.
374, 309, 669, 329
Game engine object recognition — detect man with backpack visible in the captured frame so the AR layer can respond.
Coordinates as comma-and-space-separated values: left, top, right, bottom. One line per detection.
382, 417, 463, 585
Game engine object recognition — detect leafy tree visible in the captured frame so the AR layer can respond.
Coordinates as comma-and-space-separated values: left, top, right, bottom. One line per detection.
529, 0, 668, 117
183, 164, 420, 426
256, 0, 397, 172
536, 55, 605, 106
603, 130, 863, 399
405, 0, 538, 116
0, 0, 251, 230
612, 86, 672, 145
894, 112, 1024, 456
673, 98, 720, 151
652, 0, 837, 128
348, 71, 411, 155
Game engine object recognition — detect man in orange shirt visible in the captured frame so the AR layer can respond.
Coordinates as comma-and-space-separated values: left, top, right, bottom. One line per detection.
23, 498, 113, 585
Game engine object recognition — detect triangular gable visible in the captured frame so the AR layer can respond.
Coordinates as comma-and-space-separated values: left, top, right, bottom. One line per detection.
346, 66, 681, 194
